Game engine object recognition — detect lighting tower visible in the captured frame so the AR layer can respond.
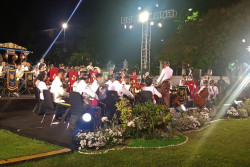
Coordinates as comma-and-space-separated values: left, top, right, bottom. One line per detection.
121, 9, 177, 74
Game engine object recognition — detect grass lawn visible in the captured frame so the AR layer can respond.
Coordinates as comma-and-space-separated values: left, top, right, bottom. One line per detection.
14, 118, 250, 167
128, 135, 186, 147
0, 130, 62, 160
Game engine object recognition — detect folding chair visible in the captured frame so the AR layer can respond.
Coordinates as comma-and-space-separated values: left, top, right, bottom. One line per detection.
140, 91, 153, 103
104, 91, 119, 120
33, 87, 40, 113
41, 90, 56, 124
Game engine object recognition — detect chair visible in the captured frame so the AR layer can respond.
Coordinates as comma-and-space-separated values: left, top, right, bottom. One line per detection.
104, 91, 119, 120
33, 87, 40, 113
140, 91, 153, 103
41, 90, 56, 125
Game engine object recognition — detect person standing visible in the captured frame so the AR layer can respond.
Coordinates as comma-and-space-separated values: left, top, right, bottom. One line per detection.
87, 61, 94, 72
217, 76, 226, 100
156, 61, 173, 107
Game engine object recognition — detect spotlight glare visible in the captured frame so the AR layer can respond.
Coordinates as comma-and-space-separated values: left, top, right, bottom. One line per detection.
188, 8, 193, 12
138, 6, 142, 10
82, 113, 92, 122
242, 39, 246, 43
62, 23, 68, 29
157, 22, 162, 28
156, 3, 159, 7
247, 46, 250, 52
161, 39, 164, 42
150, 21, 154, 26
129, 25, 133, 29
139, 11, 149, 23
124, 25, 127, 29
181, 105, 187, 112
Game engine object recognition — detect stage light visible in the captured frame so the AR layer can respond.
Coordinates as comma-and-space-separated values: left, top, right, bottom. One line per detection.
247, 46, 250, 52
181, 105, 187, 112
188, 8, 193, 12
139, 11, 149, 23
82, 113, 92, 122
138, 6, 142, 11
124, 25, 127, 29
62, 23, 68, 29
150, 21, 154, 26
129, 25, 133, 29
156, 3, 159, 7
157, 22, 162, 28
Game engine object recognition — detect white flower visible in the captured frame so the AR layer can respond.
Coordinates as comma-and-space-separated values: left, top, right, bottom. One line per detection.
127, 121, 135, 127
101, 117, 109, 122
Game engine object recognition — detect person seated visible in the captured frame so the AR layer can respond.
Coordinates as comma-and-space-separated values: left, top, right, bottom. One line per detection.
121, 75, 131, 91
39, 63, 46, 74
142, 77, 162, 104
50, 69, 70, 121
36, 72, 48, 114
32, 65, 39, 79
0, 61, 7, 77
16, 64, 25, 93
76, 74, 97, 104
179, 74, 187, 86
200, 74, 210, 87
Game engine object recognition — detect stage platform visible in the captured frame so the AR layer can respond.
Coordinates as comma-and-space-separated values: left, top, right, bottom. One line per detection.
0, 96, 72, 148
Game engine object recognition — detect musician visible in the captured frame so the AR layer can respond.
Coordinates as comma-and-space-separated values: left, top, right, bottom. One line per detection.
179, 74, 187, 86
130, 70, 137, 84
156, 61, 173, 107
21, 61, 29, 71
0, 61, 7, 77
121, 76, 131, 91
87, 61, 94, 72
90, 68, 98, 83
39, 63, 46, 74
208, 80, 219, 102
200, 74, 210, 87
76, 74, 97, 104
50, 69, 70, 121
36, 72, 48, 100
142, 77, 162, 104
37, 59, 46, 69
32, 65, 39, 79
16, 64, 25, 93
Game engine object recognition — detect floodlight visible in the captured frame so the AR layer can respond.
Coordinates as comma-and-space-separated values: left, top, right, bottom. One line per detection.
82, 113, 92, 122
188, 8, 193, 12
138, 6, 142, 10
62, 23, 68, 29
129, 25, 133, 29
139, 11, 149, 23
157, 22, 162, 28
161, 39, 164, 42
156, 3, 159, 7
124, 25, 127, 29
242, 39, 246, 43
150, 21, 154, 26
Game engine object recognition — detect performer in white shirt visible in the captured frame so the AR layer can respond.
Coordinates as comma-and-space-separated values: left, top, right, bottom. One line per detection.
36, 72, 48, 100
156, 61, 173, 107
37, 59, 46, 69
32, 65, 39, 79
50, 69, 70, 121
16, 64, 25, 93
0, 61, 7, 77
208, 80, 219, 101
200, 74, 210, 87
76, 75, 97, 104
86, 61, 94, 72
142, 77, 162, 104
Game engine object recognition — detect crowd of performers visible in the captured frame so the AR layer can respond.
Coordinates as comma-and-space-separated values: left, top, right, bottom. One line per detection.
1, 58, 226, 125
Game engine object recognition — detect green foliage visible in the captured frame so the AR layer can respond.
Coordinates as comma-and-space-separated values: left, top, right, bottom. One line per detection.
116, 99, 171, 139
158, 0, 250, 74
242, 99, 250, 115
185, 11, 200, 22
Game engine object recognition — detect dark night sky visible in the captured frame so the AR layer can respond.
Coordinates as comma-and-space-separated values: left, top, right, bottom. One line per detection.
0, 0, 242, 65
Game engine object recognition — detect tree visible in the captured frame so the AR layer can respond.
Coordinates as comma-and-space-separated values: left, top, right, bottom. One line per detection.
158, 0, 250, 75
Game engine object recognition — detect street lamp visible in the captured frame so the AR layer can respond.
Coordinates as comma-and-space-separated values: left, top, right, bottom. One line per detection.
62, 23, 68, 52
139, 11, 149, 23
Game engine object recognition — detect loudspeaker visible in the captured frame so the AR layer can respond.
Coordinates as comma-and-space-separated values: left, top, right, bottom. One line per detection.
193, 69, 202, 81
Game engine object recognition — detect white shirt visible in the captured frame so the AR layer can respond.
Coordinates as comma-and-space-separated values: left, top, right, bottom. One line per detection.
157, 66, 173, 84
50, 76, 68, 103
91, 80, 100, 93
38, 81, 48, 100
72, 81, 78, 92
32, 70, 39, 78
76, 80, 96, 98
208, 85, 219, 98
16, 69, 24, 81
87, 65, 93, 71
22, 65, 29, 71
142, 86, 162, 104
0, 66, 4, 77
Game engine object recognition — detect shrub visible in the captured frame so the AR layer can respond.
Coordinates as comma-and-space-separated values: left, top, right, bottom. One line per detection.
173, 114, 201, 132
227, 107, 240, 118
116, 99, 171, 139
237, 109, 248, 118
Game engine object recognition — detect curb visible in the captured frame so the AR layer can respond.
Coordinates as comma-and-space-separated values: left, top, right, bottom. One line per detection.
0, 148, 71, 166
